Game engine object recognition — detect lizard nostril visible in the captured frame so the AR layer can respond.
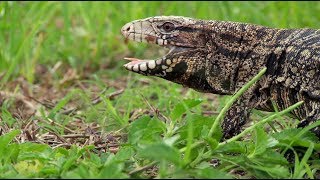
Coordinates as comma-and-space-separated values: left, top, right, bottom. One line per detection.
121, 23, 132, 34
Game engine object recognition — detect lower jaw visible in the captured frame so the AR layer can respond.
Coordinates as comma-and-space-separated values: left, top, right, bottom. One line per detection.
124, 57, 161, 73
123, 46, 189, 73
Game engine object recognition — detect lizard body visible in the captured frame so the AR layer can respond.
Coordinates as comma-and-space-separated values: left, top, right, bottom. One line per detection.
121, 16, 320, 139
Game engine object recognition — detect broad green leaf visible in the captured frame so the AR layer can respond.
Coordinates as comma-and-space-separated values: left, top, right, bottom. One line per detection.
54, 147, 69, 157
60, 146, 87, 171
178, 114, 214, 140
14, 159, 44, 177
0, 130, 20, 160
273, 128, 318, 142
61, 169, 82, 179
17, 152, 51, 163
195, 161, 212, 169
14, 159, 44, 178
215, 141, 251, 154
0, 164, 19, 178
200, 125, 210, 138
194, 167, 234, 179
99, 163, 128, 179
61, 164, 97, 178
39, 167, 60, 178
246, 163, 290, 178
128, 116, 165, 144
164, 134, 180, 146
255, 150, 289, 165
245, 150, 290, 178
273, 128, 320, 149
138, 143, 181, 166
61, 156, 78, 172
86, 153, 103, 167
19, 143, 50, 153
77, 145, 95, 156
0, 130, 20, 148
6, 144, 20, 163
113, 146, 134, 162
250, 126, 268, 157
266, 136, 278, 148
170, 99, 203, 121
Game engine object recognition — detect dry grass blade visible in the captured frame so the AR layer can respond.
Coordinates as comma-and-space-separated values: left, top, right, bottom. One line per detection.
61, 88, 125, 115
140, 93, 170, 123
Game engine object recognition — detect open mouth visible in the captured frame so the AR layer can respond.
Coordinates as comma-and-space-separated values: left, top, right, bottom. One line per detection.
120, 19, 195, 75
123, 46, 188, 74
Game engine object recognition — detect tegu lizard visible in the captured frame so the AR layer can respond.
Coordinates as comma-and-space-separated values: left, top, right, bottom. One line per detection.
120, 16, 320, 139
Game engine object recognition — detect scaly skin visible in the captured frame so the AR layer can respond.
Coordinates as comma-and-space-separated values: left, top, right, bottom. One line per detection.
121, 16, 320, 139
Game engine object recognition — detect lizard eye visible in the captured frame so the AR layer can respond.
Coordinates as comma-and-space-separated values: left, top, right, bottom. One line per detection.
162, 22, 175, 32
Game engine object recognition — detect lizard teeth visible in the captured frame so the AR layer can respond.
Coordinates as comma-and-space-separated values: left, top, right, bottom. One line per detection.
124, 59, 156, 72
166, 67, 173, 72
147, 61, 156, 69
124, 64, 132, 70
157, 39, 164, 45
156, 59, 162, 65
140, 64, 148, 71
132, 64, 139, 72
172, 58, 177, 63
166, 59, 172, 65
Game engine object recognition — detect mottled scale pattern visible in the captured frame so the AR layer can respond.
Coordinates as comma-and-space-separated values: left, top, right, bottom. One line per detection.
121, 16, 320, 139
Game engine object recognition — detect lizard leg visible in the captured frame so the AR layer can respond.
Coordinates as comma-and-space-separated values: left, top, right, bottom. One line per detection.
220, 81, 261, 140
297, 100, 320, 138
297, 118, 320, 138
221, 98, 252, 140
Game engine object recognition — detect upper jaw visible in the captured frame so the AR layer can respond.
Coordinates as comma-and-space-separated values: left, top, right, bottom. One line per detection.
121, 20, 161, 45
121, 20, 192, 75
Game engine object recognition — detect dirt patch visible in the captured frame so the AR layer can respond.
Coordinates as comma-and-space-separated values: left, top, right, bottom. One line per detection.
0, 63, 127, 153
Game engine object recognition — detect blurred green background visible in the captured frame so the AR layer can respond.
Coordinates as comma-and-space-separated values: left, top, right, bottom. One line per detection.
0, 1, 319, 84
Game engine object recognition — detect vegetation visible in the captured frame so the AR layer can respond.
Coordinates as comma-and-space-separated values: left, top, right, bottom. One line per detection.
0, 1, 319, 178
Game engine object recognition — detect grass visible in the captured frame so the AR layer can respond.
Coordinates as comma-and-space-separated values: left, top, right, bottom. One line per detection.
0, 1, 320, 178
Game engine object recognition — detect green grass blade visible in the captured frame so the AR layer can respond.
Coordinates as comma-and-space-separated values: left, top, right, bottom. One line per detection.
208, 67, 267, 139
220, 101, 304, 146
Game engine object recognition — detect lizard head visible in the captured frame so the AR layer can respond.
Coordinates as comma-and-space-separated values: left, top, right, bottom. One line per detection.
121, 16, 214, 92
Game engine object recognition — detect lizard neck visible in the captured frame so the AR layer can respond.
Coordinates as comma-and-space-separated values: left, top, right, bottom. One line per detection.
203, 20, 279, 94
